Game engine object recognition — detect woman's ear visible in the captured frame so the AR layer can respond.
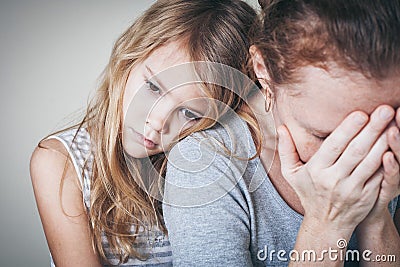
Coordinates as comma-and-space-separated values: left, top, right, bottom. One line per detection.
249, 45, 270, 90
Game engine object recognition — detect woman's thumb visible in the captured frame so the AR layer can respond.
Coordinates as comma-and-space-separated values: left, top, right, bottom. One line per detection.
277, 125, 303, 181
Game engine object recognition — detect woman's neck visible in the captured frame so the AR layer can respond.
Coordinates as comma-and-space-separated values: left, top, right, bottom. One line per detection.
260, 148, 304, 215
248, 93, 304, 215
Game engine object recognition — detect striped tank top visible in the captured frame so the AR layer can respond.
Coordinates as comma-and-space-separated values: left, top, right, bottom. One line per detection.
48, 128, 172, 266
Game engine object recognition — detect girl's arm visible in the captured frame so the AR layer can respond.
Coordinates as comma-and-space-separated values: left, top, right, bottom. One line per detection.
30, 139, 102, 267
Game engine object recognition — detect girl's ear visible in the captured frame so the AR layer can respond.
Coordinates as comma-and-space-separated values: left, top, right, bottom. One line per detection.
249, 45, 270, 90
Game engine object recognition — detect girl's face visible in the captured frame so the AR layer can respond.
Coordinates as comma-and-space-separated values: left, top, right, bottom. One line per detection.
122, 40, 208, 158
272, 65, 400, 162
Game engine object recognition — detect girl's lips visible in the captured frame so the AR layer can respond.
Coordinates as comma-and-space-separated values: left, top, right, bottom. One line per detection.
143, 137, 156, 149
130, 128, 157, 149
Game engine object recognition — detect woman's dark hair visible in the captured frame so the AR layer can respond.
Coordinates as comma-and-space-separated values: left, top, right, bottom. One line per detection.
256, 0, 400, 86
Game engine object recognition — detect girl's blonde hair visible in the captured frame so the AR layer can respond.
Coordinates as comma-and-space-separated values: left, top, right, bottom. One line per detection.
43, 0, 260, 264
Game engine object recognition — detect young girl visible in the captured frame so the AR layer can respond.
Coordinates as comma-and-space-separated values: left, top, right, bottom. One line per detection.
30, 0, 259, 266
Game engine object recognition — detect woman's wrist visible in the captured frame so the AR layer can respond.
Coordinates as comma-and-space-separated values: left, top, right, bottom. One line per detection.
300, 215, 354, 247
357, 209, 392, 236
290, 216, 354, 266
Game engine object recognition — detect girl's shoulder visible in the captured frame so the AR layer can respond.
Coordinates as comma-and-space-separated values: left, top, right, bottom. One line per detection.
31, 127, 93, 207
30, 127, 90, 183
33, 127, 92, 165
46, 127, 93, 173
49, 127, 91, 156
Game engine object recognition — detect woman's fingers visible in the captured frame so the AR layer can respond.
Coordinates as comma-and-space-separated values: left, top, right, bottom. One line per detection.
312, 111, 368, 168
277, 125, 303, 182
383, 151, 400, 185
382, 151, 400, 198
360, 168, 383, 209
333, 105, 394, 175
382, 124, 400, 198
388, 126, 400, 162
347, 133, 388, 185
396, 107, 400, 128
363, 151, 400, 218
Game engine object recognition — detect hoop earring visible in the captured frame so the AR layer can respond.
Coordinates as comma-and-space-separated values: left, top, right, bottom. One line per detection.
264, 89, 273, 113
257, 77, 274, 112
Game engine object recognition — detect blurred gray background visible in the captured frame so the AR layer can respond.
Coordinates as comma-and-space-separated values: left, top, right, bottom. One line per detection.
0, 0, 259, 266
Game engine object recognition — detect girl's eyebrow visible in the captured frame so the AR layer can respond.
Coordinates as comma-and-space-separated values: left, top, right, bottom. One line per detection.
145, 65, 167, 91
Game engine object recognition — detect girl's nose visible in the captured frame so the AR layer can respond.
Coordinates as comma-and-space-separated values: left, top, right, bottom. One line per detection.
146, 116, 165, 133
146, 94, 176, 134
146, 106, 171, 134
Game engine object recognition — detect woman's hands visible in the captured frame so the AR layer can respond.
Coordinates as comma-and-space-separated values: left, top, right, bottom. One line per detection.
361, 108, 400, 223
355, 109, 400, 266
277, 105, 397, 237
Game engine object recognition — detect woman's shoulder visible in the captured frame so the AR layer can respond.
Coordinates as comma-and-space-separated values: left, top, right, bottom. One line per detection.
176, 111, 255, 160
164, 113, 257, 207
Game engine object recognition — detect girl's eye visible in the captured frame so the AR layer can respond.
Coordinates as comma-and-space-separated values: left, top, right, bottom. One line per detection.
181, 108, 201, 121
146, 81, 161, 94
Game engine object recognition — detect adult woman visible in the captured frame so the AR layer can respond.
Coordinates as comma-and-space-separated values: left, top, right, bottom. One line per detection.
163, 0, 400, 266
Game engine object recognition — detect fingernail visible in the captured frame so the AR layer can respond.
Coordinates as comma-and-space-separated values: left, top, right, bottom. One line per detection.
354, 113, 367, 125
380, 107, 393, 120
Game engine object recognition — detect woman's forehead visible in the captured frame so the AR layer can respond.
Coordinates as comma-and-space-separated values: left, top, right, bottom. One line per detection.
291, 66, 400, 108
288, 65, 400, 130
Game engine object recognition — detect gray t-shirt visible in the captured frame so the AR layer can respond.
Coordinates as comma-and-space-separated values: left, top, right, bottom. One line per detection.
162, 113, 399, 266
